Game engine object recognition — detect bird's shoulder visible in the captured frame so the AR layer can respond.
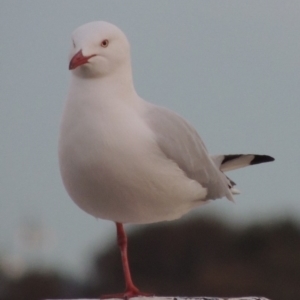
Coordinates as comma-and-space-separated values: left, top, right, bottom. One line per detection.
141, 101, 211, 177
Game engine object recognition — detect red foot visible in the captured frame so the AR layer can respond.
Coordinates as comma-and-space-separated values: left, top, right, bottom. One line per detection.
101, 287, 152, 299
101, 223, 153, 299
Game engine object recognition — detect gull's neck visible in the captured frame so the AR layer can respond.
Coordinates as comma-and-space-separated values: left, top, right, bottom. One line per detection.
70, 62, 138, 104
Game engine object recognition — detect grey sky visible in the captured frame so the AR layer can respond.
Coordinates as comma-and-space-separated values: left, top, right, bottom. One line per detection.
1, 1, 299, 277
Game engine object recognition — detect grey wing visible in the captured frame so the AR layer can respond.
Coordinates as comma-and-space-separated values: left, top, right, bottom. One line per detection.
143, 103, 233, 201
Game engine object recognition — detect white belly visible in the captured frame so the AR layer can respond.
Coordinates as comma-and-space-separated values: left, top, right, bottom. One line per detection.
59, 99, 207, 224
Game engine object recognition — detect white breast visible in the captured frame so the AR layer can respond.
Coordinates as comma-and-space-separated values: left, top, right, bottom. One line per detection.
59, 90, 207, 224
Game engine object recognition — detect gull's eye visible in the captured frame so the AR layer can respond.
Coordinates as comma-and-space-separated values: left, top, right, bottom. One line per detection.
72, 40, 76, 48
100, 39, 109, 48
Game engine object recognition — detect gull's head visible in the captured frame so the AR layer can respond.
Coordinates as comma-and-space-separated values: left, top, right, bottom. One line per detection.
69, 21, 131, 78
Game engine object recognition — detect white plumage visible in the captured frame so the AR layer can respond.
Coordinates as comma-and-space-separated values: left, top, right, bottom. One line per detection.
59, 21, 274, 224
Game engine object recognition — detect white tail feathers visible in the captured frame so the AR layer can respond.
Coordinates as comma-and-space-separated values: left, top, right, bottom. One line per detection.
212, 154, 274, 198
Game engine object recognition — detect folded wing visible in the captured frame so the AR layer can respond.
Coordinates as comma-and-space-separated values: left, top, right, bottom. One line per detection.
143, 103, 233, 202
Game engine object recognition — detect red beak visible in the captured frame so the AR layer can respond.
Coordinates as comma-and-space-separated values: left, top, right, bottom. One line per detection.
69, 50, 96, 70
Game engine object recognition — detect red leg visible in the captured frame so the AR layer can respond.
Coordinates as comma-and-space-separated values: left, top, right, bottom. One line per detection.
101, 222, 151, 299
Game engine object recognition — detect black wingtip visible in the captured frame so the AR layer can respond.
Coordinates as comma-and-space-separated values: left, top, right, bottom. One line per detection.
222, 154, 243, 164
250, 155, 275, 165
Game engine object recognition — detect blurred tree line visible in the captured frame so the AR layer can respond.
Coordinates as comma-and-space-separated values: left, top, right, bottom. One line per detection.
1, 217, 300, 300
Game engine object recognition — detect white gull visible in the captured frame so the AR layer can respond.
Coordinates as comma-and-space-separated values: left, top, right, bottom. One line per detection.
58, 21, 274, 298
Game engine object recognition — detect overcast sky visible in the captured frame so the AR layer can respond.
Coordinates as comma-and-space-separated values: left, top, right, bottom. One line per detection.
1, 1, 299, 277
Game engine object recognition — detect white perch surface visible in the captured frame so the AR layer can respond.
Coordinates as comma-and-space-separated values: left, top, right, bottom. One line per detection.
47, 296, 271, 300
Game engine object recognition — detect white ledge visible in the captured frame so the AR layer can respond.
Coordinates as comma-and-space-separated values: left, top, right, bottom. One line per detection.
46, 296, 271, 300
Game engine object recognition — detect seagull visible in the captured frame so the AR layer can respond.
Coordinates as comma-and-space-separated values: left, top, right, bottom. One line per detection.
59, 21, 274, 298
